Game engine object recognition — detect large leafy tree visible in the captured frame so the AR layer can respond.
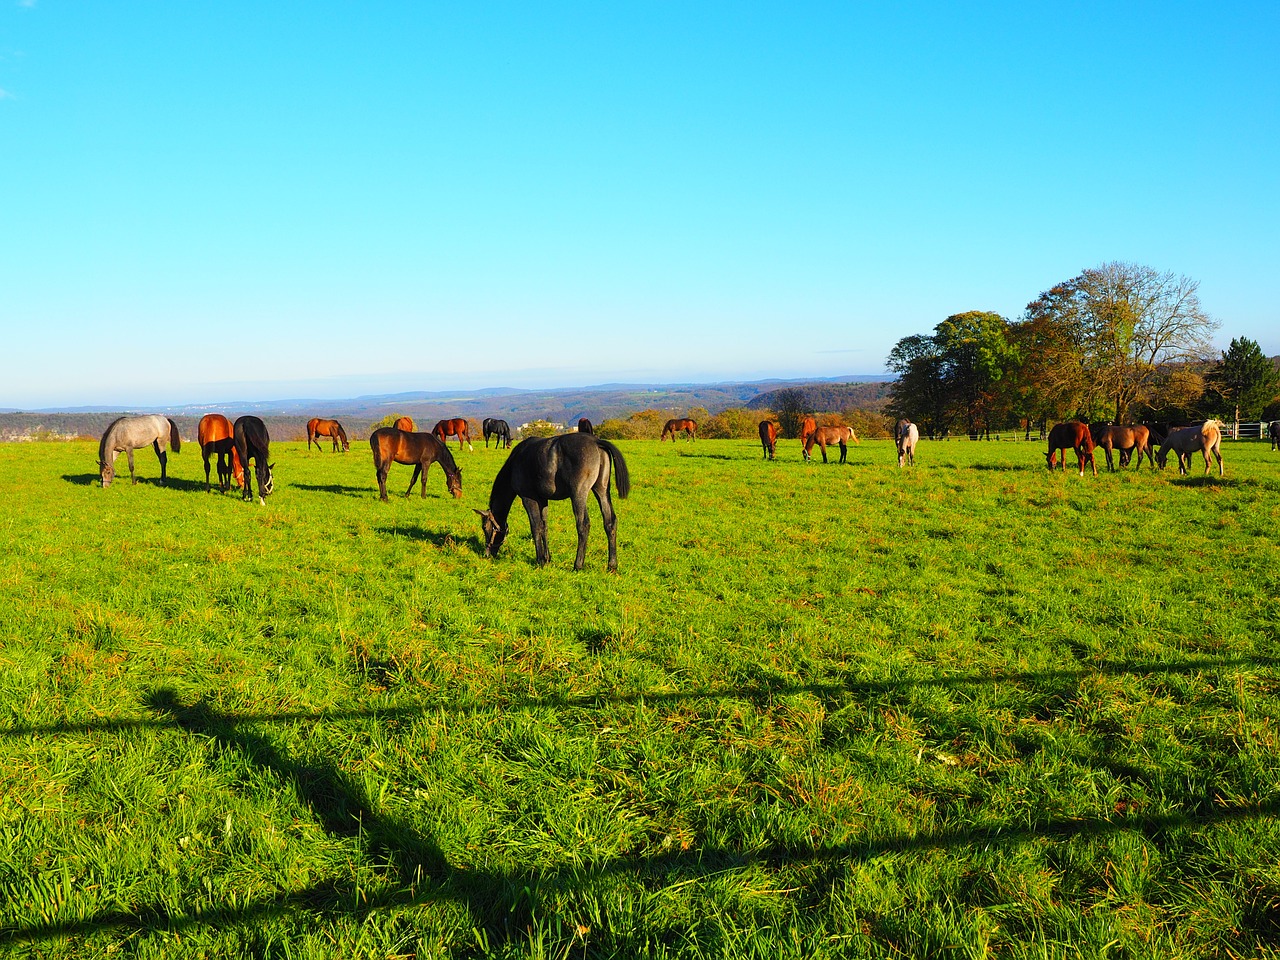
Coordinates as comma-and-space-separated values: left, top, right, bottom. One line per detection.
1006, 308, 1089, 436
933, 311, 1014, 438
885, 334, 951, 438
1206, 337, 1280, 421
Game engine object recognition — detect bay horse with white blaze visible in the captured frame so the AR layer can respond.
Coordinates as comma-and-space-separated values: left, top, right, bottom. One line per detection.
433, 418, 474, 451
369, 427, 462, 500
233, 416, 275, 504
758, 420, 778, 459
660, 418, 696, 442
477, 432, 630, 572
1045, 421, 1097, 477
804, 425, 859, 464
895, 419, 919, 467
98, 415, 182, 487
306, 418, 349, 452
198, 413, 244, 492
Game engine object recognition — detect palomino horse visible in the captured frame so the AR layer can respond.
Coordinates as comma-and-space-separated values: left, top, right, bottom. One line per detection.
369, 427, 462, 500
306, 418, 349, 452
393, 416, 415, 432
660, 418, 696, 442
1157, 421, 1224, 477
482, 418, 512, 449
233, 416, 275, 504
804, 425, 859, 464
758, 420, 778, 459
433, 418, 474, 451
1089, 424, 1154, 471
1270, 420, 1280, 451
895, 419, 919, 468
98, 415, 182, 487
198, 414, 244, 493
1045, 421, 1097, 477
577, 417, 594, 435
476, 432, 630, 572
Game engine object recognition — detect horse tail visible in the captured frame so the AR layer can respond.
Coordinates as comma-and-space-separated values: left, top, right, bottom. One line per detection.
599, 439, 630, 499
168, 418, 182, 453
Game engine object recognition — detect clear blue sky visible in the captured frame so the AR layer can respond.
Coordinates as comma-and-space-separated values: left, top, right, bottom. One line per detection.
2, 1, 1276, 408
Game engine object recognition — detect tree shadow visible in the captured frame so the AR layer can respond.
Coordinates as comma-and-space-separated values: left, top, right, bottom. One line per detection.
374, 525, 480, 553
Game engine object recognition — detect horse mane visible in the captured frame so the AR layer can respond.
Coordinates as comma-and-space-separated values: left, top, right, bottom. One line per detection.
434, 434, 461, 477
99, 416, 128, 463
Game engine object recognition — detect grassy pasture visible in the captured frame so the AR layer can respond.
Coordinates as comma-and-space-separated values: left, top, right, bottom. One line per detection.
1, 435, 1278, 959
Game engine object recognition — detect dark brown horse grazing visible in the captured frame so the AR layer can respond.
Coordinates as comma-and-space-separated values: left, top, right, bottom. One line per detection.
1046, 421, 1097, 477
476, 433, 630, 572
1090, 423, 1154, 471
198, 414, 244, 492
660, 418, 696, 442
306, 418, 349, 452
393, 416, 415, 432
483, 418, 512, 448
804, 425, 859, 464
1270, 420, 1280, 451
233, 416, 275, 504
369, 427, 462, 500
432, 418, 474, 451
577, 417, 594, 435
758, 420, 778, 459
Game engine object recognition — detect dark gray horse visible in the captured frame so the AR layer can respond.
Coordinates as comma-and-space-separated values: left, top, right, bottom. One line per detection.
1270, 420, 1280, 451
98, 415, 181, 487
482, 418, 512, 449
476, 432, 630, 571
233, 416, 275, 504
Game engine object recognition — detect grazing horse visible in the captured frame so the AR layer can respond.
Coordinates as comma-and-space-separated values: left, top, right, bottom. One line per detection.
482, 417, 512, 449
1090, 424, 1154, 471
393, 416, 415, 432
476, 432, 630, 571
369, 427, 462, 500
98, 415, 182, 487
577, 417, 594, 435
895, 419, 919, 468
660, 418, 696, 442
1045, 421, 1097, 477
433, 418, 474, 451
800, 416, 818, 450
306, 418, 349, 452
233, 416, 275, 505
758, 420, 778, 459
804, 425, 859, 464
1270, 420, 1280, 451
198, 414, 244, 493
1157, 421, 1224, 477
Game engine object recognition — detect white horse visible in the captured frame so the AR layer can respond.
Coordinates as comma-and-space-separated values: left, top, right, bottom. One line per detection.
98, 415, 182, 487
895, 419, 919, 467
1157, 420, 1223, 477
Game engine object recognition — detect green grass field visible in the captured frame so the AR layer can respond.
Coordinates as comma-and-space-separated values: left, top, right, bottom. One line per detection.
1, 435, 1278, 958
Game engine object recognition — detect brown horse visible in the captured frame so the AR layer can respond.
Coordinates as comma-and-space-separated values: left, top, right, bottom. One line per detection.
804, 425, 859, 464
1157, 420, 1223, 477
198, 414, 244, 492
1046, 421, 1097, 476
369, 427, 463, 500
306, 417, 350, 452
800, 416, 817, 448
1090, 424, 1154, 471
660, 418, 696, 442
578, 417, 594, 435
393, 416, 415, 432
1269, 420, 1280, 451
432, 418, 474, 451
758, 420, 778, 459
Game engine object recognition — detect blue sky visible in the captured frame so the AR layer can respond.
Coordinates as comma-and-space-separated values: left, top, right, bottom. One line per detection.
2, 1, 1276, 408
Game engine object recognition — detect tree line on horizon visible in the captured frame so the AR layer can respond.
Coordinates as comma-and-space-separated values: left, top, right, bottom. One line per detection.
883, 261, 1280, 440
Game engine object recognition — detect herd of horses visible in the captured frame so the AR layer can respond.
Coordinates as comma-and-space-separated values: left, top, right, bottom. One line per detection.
94, 410, 1274, 570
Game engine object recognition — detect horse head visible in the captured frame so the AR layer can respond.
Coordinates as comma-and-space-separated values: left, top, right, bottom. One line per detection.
99, 460, 114, 487
446, 466, 463, 499
1045, 451, 1057, 470
475, 508, 507, 556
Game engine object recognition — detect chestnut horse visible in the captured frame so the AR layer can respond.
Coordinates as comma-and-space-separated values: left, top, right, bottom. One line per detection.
1157, 421, 1223, 477
198, 414, 244, 493
895, 419, 919, 468
1090, 424, 1154, 471
1046, 421, 1097, 477
433, 418, 474, 451
660, 418, 696, 442
370, 427, 462, 500
758, 420, 778, 459
306, 418, 349, 453
804, 425, 859, 464
393, 416, 415, 432
800, 416, 817, 449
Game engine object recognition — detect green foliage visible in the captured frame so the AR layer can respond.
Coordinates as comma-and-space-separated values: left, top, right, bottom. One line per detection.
1207, 336, 1280, 420
371, 413, 412, 431
699, 407, 761, 439
516, 418, 560, 439
771, 388, 810, 439
2, 439, 1279, 958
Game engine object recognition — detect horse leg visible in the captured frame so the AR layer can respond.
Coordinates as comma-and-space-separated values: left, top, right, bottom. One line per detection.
156, 444, 168, 486
419, 462, 433, 497
375, 462, 389, 501
126, 449, 137, 484
571, 493, 591, 571
595, 485, 620, 572
404, 464, 422, 498
204, 449, 212, 492
521, 496, 549, 565
839, 440, 847, 464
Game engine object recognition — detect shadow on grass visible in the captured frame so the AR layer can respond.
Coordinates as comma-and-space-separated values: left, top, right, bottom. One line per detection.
970, 463, 1031, 472
61, 473, 206, 491
290, 482, 371, 497
5, 688, 1279, 947
374, 525, 481, 553
61, 473, 100, 486
1170, 475, 1245, 488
